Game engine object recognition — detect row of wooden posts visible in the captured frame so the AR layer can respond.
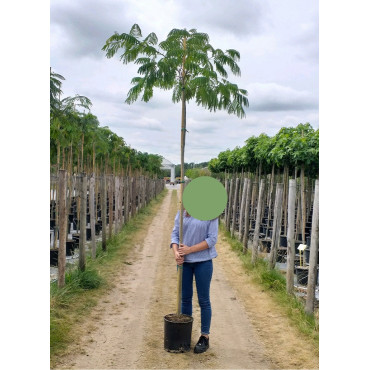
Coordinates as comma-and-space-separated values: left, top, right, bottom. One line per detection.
50, 170, 165, 288
221, 176, 319, 315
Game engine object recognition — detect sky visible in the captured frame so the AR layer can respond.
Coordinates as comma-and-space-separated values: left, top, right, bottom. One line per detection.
50, 0, 319, 165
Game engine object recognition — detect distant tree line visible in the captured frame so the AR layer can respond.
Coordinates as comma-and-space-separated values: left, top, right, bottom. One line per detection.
50, 69, 163, 176
208, 123, 319, 179
173, 161, 209, 178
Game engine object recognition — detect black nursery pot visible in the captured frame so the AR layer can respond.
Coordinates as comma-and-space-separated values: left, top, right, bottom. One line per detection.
296, 266, 309, 285
164, 314, 193, 353
66, 240, 75, 256
50, 249, 58, 266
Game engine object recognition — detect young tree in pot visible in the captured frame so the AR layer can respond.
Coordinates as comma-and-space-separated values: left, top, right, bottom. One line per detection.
103, 24, 248, 315
290, 123, 316, 244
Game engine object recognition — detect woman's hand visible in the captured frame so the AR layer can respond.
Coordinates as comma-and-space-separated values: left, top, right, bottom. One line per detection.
178, 244, 191, 257
174, 250, 184, 265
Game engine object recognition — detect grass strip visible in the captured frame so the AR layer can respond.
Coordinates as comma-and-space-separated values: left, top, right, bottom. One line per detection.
220, 223, 319, 348
50, 189, 167, 366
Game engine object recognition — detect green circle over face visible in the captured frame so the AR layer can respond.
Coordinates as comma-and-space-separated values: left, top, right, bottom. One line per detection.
183, 176, 228, 220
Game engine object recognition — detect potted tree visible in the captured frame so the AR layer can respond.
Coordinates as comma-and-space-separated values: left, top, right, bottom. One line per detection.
103, 24, 248, 352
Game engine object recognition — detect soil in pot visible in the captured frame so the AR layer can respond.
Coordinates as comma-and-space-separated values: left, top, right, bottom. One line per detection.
164, 313, 193, 353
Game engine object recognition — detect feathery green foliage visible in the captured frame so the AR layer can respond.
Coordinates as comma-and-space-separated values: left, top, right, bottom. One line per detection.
102, 24, 248, 118
208, 123, 319, 177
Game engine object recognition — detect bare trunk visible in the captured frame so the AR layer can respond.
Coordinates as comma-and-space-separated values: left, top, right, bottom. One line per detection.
238, 178, 248, 241
102, 175, 107, 251
226, 179, 234, 232
305, 180, 319, 314
57, 170, 67, 288
80, 133, 84, 173
176, 36, 187, 315
114, 176, 119, 234
231, 177, 239, 238
89, 174, 96, 259
79, 173, 87, 271
269, 183, 284, 269
109, 174, 114, 238
252, 179, 265, 264
242, 178, 253, 252
300, 164, 306, 243
286, 179, 297, 294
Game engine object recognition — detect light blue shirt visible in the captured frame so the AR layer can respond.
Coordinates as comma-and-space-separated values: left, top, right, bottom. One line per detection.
170, 211, 218, 263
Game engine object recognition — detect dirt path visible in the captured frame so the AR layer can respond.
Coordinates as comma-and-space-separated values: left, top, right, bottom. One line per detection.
56, 188, 318, 370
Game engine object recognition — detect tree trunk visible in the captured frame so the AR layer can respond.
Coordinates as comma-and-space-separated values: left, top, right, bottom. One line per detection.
56, 141, 60, 171
286, 179, 297, 294
305, 180, 319, 314
89, 174, 96, 259
238, 178, 248, 241
226, 179, 234, 232
252, 179, 265, 264
231, 177, 239, 238
224, 179, 229, 222
115, 176, 119, 233
102, 175, 107, 251
242, 178, 253, 252
300, 164, 306, 243
80, 133, 84, 173
269, 183, 284, 269
57, 170, 67, 288
108, 174, 114, 238
79, 173, 87, 271
176, 38, 187, 315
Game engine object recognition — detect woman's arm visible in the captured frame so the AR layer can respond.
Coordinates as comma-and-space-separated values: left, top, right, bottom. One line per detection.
178, 240, 209, 256
178, 218, 218, 256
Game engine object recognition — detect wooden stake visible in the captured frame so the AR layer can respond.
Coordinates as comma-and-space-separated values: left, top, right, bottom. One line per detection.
108, 174, 113, 238
89, 174, 96, 259
57, 170, 67, 288
226, 178, 234, 232
102, 175, 107, 251
305, 180, 319, 314
115, 176, 119, 234
242, 178, 252, 252
252, 179, 265, 264
79, 173, 87, 271
238, 178, 248, 242
286, 179, 297, 294
231, 177, 239, 238
269, 183, 284, 269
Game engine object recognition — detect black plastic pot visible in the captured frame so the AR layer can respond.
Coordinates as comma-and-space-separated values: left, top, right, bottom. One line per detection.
72, 234, 80, 246
86, 228, 92, 241
296, 266, 309, 285
276, 248, 287, 262
164, 314, 193, 353
261, 240, 271, 253
66, 240, 75, 256
50, 249, 58, 266
95, 223, 101, 235
50, 219, 56, 229
280, 235, 287, 247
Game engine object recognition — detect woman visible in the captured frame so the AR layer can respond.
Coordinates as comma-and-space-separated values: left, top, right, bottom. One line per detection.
170, 210, 218, 354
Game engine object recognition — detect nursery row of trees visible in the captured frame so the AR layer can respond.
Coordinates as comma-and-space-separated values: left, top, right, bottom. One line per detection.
50, 69, 163, 176
208, 123, 319, 179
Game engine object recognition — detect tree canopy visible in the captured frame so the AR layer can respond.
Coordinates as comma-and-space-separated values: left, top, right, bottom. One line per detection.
102, 24, 248, 117
208, 123, 319, 178
50, 68, 164, 176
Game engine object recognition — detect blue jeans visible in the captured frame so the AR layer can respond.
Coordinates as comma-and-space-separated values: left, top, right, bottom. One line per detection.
181, 260, 213, 335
